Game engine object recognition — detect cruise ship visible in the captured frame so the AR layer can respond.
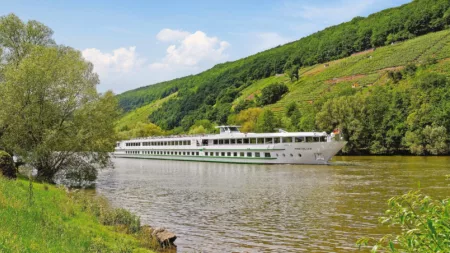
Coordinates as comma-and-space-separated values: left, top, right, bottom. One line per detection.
114, 126, 346, 164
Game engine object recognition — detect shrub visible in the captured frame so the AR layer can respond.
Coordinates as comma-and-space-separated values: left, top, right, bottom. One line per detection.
358, 190, 450, 252
256, 83, 289, 106
0, 150, 16, 179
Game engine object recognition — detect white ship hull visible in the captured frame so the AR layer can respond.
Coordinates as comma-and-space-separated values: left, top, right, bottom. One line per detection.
114, 128, 346, 165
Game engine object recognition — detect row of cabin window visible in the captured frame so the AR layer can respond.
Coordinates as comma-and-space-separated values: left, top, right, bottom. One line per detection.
126, 150, 200, 156
212, 136, 326, 145
124, 150, 271, 158
126, 140, 192, 147
205, 151, 271, 158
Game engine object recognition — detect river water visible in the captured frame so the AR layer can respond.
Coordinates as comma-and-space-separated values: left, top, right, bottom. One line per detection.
96, 157, 450, 252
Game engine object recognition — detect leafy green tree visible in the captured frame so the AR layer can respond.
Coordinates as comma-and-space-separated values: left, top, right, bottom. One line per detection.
188, 119, 215, 134
232, 108, 263, 133
286, 102, 298, 117
256, 83, 289, 106
255, 109, 277, 133
405, 125, 449, 155
234, 99, 255, 113
117, 122, 164, 140
0, 46, 119, 183
0, 13, 55, 64
287, 65, 299, 82
387, 71, 403, 83
402, 63, 417, 77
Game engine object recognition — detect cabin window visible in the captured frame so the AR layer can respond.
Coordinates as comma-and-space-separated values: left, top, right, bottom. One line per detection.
295, 137, 304, 143
221, 152, 225, 156
183, 152, 186, 155
240, 152, 245, 157
313, 137, 320, 142
255, 152, 260, 158
230, 139, 236, 144
256, 138, 264, 144
298, 154, 302, 157
250, 138, 257, 144
290, 154, 293, 157
243, 138, 249, 144
233, 152, 238, 157
216, 152, 219, 156
274, 138, 280, 143
227, 152, 231, 156
163, 141, 166, 146
224, 139, 230, 144
237, 139, 243, 144
213, 140, 218, 145
320, 136, 327, 142
306, 137, 313, 142
196, 152, 199, 156
282, 137, 292, 143
265, 138, 273, 144
205, 152, 208, 156
265, 152, 271, 158
247, 152, 252, 157
219, 139, 224, 145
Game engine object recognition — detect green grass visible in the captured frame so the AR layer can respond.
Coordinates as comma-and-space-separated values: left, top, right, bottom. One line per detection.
0, 176, 157, 253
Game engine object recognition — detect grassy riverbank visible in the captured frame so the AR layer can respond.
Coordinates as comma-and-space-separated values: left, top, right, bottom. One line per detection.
0, 175, 157, 253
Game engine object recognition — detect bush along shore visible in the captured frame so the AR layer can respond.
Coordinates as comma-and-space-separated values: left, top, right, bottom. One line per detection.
0, 169, 177, 252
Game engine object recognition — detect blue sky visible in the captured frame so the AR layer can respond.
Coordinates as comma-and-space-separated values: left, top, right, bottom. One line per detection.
2, 0, 411, 93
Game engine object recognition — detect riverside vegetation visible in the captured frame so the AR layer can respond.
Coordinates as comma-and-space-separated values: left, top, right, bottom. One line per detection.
116, 0, 450, 155
0, 175, 161, 253
0, 14, 174, 252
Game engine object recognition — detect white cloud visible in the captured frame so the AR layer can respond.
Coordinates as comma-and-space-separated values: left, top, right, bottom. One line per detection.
156, 28, 190, 42
82, 30, 230, 93
151, 29, 230, 70
81, 46, 147, 92
82, 46, 145, 74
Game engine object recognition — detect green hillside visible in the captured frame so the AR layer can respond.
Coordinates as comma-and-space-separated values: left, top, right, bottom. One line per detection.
116, 0, 450, 155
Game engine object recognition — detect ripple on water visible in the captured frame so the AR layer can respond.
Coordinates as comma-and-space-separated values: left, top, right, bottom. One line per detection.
95, 156, 450, 252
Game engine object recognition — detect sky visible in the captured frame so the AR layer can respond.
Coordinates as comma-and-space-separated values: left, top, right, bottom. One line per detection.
2, 0, 411, 94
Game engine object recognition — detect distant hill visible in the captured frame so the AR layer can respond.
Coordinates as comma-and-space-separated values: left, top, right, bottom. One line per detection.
116, 0, 450, 155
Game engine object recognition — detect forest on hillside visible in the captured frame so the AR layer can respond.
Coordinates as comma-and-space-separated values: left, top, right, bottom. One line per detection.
116, 0, 450, 155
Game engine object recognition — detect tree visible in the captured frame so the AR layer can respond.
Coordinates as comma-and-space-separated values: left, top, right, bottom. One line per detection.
256, 83, 289, 106
0, 46, 119, 183
256, 109, 277, 133
0, 13, 55, 65
287, 65, 299, 82
405, 125, 449, 155
233, 108, 263, 133
116, 122, 164, 140
188, 119, 215, 134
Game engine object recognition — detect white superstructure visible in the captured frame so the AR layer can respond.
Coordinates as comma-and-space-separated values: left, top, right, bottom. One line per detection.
113, 126, 346, 164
